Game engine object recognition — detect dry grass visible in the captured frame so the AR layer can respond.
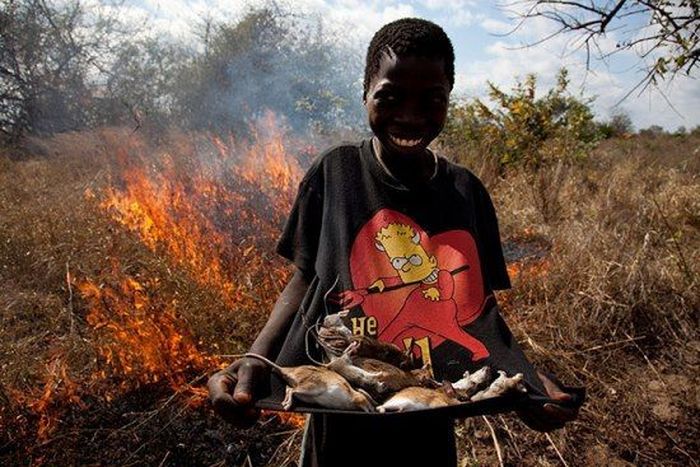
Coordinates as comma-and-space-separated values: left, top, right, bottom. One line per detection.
0, 128, 298, 465
458, 133, 700, 466
1, 129, 698, 466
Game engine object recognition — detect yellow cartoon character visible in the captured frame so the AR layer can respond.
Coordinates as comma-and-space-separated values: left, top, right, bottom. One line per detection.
372, 223, 440, 300
361, 222, 489, 360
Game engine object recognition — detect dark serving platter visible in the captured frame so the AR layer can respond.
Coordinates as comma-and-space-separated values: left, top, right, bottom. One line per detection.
254, 373, 585, 418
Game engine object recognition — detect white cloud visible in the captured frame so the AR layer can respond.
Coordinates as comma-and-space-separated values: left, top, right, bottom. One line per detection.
454, 11, 699, 130
416, 0, 480, 26
420, 0, 475, 10
480, 17, 511, 35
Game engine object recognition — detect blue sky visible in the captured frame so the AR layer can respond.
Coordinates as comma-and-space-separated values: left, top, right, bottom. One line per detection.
122, 0, 699, 131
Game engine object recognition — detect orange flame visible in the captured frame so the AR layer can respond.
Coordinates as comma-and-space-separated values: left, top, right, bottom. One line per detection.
99, 116, 301, 310
78, 270, 212, 399
15, 117, 315, 443
28, 357, 84, 441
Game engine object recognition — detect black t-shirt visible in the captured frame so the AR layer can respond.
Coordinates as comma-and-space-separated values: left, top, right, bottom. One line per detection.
274, 139, 545, 467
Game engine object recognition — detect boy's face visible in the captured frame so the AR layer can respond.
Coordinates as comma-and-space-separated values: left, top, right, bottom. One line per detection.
364, 50, 451, 157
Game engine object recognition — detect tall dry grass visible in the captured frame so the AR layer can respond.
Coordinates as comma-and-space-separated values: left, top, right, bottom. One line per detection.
0, 128, 296, 465
455, 134, 699, 466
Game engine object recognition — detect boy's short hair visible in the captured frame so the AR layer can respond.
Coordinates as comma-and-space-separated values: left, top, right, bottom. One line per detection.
363, 18, 455, 98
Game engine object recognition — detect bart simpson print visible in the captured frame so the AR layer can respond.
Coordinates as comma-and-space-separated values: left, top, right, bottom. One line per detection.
336, 220, 489, 362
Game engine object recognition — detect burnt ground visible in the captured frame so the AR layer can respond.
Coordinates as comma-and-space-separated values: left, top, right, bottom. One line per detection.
1, 381, 302, 467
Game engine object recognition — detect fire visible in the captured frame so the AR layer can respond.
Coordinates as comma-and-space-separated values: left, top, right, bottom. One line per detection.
78, 116, 307, 401
263, 411, 307, 428
498, 230, 553, 313
4, 116, 312, 446
28, 357, 84, 441
506, 257, 550, 280
78, 269, 212, 399
99, 114, 302, 310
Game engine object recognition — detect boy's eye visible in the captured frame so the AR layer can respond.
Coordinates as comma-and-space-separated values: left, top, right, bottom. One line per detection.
427, 94, 447, 106
375, 91, 398, 103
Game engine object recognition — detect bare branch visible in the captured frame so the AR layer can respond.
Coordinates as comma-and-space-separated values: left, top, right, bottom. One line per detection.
510, 0, 700, 102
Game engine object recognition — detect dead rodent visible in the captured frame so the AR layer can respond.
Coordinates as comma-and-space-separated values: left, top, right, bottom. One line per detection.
317, 311, 414, 369
321, 310, 352, 337
377, 387, 459, 413
325, 346, 437, 400
242, 353, 375, 412
449, 366, 492, 401
348, 334, 415, 369
470, 371, 527, 402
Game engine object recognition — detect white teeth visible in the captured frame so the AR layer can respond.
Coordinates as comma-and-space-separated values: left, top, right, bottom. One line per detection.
389, 135, 422, 147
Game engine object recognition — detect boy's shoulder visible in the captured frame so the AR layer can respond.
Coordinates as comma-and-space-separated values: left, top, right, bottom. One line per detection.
301, 139, 366, 181
437, 152, 488, 193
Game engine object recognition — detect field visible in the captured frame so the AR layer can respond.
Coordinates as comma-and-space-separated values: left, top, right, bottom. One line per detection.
1, 126, 698, 466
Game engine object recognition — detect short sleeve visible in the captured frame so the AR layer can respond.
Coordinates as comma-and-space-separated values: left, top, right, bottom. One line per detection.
276, 171, 323, 278
473, 179, 511, 291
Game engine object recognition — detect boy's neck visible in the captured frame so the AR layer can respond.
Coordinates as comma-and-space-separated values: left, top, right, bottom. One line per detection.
371, 137, 437, 186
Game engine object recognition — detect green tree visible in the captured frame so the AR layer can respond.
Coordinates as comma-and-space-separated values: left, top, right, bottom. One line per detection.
441, 68, 599, 171
598, 110, 634, 138
172, 8, 363, 134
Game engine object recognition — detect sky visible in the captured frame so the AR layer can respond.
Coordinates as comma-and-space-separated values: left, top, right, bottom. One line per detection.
121, 0, 699, 131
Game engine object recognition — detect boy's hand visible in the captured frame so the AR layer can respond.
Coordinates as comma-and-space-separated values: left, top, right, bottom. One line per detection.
208, 357, 268, 428
517, 372, 579, 432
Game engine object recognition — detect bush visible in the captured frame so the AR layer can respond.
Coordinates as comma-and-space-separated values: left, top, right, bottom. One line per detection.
639, 125, 666, 137
440, 68, 599, 173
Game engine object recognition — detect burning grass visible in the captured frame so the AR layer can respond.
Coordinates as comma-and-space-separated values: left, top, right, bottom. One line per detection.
1, 128, 698, 465
0, 122, 308, 464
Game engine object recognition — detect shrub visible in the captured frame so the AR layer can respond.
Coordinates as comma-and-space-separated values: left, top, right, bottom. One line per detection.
440, 68, 599, 173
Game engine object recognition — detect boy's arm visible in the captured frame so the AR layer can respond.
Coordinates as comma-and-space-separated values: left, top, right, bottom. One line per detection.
208, 267, 310, 426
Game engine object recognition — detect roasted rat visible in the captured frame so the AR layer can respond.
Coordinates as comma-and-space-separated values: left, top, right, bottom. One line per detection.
243, 353, 375, 412
377, 387, 459, 413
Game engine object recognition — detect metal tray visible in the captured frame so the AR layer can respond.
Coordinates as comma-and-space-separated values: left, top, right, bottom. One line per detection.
254, 373, 585, 418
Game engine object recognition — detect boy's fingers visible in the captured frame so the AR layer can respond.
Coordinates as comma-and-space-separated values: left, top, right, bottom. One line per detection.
543, 403, 578, 422
208, 366, 262, 427
208, 371, 241, 420
233, 363, 255, 404
208, 370, 235, 403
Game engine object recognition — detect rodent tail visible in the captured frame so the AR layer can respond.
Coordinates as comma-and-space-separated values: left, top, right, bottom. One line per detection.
243, 353, 296, 385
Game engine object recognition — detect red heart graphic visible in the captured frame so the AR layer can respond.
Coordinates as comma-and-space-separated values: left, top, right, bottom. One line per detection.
348, 209, 488, 354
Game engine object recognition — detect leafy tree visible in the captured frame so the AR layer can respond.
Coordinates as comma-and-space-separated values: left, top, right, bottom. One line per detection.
172, 8, 363, 134
639, 124, 666, 136
0, 0, 137, 140
96, 37, 191, 131
1, 1, 363, 141
598, 109, 634, 138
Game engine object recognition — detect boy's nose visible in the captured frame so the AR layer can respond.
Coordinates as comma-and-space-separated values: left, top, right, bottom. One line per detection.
395, 102, 427, 127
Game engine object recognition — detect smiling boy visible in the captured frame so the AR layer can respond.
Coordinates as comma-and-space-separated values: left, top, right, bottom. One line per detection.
209, 18, 580, 467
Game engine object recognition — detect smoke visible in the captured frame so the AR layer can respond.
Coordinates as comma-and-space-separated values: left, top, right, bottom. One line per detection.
1, 0, 367, 142
181, 7, 366, 136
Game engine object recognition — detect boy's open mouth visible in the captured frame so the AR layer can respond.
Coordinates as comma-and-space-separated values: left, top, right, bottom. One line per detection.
389, 135, 423, 148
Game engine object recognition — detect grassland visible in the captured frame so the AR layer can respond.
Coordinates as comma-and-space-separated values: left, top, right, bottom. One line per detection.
1, 129, 698, 466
